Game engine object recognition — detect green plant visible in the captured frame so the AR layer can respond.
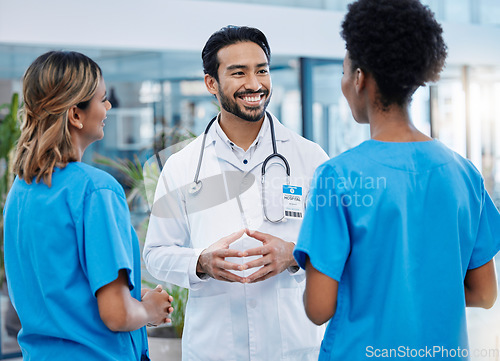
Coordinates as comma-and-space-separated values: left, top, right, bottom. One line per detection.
153, 122, 197, 155
0, 93, 21, 286
0, 93, 20, 209
164, 283, 189, 337
142, 279, 189, 338
93, 154, 152, 208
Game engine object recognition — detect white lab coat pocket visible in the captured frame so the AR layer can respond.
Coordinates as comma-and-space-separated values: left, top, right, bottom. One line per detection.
182, 293, 236, 361
277, 287, 322, 361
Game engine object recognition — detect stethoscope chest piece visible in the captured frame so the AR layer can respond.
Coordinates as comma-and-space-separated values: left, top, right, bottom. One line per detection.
188, 181, 203, 195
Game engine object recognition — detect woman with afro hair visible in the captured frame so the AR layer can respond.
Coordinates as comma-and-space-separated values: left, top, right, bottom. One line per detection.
294, 0, 500, 360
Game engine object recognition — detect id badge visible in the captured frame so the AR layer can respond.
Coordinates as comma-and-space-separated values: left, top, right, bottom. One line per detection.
283, 185, 304, 219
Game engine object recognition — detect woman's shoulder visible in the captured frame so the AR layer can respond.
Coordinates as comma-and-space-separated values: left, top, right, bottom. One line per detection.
63, 162, 125, 197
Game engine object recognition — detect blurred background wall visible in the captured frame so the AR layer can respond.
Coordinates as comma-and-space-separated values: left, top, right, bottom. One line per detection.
1, 0, 499, 204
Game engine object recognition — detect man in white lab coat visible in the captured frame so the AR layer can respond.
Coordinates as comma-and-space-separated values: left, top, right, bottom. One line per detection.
144, 26, 328, 361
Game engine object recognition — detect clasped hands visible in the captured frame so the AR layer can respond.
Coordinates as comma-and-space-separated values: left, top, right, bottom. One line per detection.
196, 229, 298, 283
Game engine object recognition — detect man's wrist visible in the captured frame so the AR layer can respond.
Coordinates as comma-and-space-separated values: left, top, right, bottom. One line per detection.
196, 259, 203, 274
287, 241, 299, 273
196, 271, 210, 279
196, 253, 210, 279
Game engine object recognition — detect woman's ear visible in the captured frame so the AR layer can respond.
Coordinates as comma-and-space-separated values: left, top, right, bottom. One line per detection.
204, 74, 219, 96
355, 68, 366, 94
68, 105, 84, 130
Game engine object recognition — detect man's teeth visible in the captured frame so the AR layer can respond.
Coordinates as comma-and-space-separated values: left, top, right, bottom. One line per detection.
243, 95, 261, 102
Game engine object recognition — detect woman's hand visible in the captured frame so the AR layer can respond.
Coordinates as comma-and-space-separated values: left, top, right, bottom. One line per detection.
142, 285, 174, 326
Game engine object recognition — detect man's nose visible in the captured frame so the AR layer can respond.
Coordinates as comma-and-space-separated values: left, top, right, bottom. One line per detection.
244, 73, 262, 92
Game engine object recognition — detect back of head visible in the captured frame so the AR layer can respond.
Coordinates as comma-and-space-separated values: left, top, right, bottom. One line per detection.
202, 25, 271, 81
13, 51, 102, 186
341, 0, 447, 109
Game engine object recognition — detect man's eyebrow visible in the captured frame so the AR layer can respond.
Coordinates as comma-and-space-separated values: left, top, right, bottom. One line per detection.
226, 62, 269, 71
226, 64, 248, 71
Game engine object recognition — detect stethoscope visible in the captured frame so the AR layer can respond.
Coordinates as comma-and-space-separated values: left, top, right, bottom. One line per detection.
188, 111, 290, 223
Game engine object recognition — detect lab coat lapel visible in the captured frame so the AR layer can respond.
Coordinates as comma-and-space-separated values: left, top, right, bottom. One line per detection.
268, 112, 291, 143
206, 122, 246, 172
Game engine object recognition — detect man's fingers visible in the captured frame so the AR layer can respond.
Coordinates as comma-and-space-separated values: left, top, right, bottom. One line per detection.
215, 248, 245, 258
215, 259, 247, 271
222, 229, 245, 246
245, 229, 268, 243
243, 255, 270, 269
216, 270, 247, 283
248, 272, 274, 283
246, 266, 274, 283
243, 245, 269, 257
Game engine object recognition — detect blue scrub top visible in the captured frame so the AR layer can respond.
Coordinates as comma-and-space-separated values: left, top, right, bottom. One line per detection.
3, 162, 149, 360
295, 139, 500, 361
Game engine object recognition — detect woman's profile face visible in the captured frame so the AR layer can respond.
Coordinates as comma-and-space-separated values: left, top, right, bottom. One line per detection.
341, 52, 358, 122
79, 78, 112, 144
341, 51, 368, 124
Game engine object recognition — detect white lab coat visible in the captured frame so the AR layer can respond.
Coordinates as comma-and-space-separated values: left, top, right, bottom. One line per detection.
144, 113, 328, 361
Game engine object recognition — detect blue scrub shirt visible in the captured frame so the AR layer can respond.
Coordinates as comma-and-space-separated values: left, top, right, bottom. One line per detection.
4, 162, 149, 360
295, 140, 500, 361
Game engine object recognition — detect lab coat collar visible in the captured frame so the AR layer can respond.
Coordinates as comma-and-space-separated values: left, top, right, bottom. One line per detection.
204, 111, 290, 150
204, 111, 290, 172
214, 114, 269, 153
267, 112, 290, 142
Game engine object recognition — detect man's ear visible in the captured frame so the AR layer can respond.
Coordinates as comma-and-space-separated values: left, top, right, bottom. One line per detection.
68, 105, 84, 130
355, 68, 366, 94
204, 74, 219, 96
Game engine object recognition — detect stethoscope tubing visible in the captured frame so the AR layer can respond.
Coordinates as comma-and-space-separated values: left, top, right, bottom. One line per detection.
191, 115, 218, 192
184, 111, 293, 223
192, 111, 290, 193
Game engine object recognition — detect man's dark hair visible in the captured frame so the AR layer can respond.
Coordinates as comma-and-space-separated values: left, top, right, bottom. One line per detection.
202, 25, 271, 81
341, 0, 447, 109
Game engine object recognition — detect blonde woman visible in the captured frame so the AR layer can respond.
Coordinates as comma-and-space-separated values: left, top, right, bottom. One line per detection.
3, 51, 173, 360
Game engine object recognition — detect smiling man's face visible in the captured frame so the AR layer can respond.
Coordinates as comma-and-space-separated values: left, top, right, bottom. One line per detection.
213, 41, 272, 122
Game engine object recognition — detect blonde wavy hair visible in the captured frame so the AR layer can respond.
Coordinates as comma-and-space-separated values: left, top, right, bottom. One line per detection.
13, 51, 102, 187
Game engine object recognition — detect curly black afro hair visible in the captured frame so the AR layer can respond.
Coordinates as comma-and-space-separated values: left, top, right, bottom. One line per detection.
341, 0, 447, 108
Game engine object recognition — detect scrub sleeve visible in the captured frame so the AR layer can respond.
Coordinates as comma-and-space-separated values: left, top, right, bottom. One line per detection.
83, 188, 135, 294
468, 181, 500, 269
294, 164, 350, 282
82, 187, 150, 360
